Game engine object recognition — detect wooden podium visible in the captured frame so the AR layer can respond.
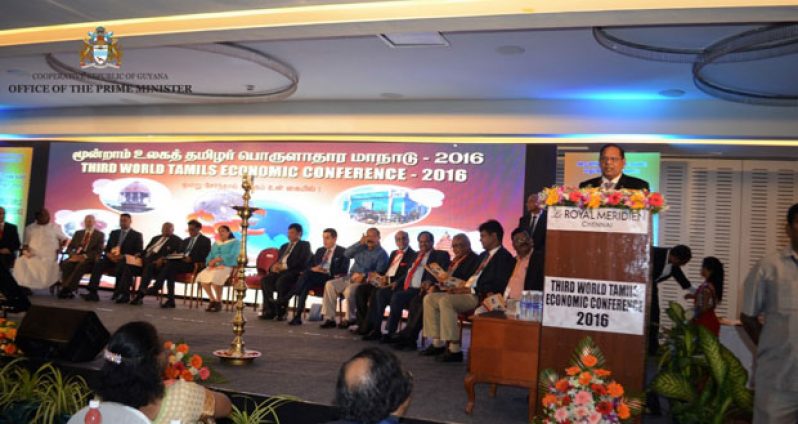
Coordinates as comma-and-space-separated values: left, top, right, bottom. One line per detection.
538, 206, 651, 403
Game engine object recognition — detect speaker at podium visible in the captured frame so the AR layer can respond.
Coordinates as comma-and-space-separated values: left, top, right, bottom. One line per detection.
16, 305, 110, 362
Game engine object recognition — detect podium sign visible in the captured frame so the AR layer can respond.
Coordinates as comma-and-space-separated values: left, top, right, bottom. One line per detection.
538, 206, 651, 409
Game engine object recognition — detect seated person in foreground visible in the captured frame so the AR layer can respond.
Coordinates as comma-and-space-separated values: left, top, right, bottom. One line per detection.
319, 228, 388, 329
196, 225, 240, 312
392, 233, 480, 351
578, 143, 650, 191
260, 223, 312, 321
83, 213, 143, 303
288, 227, 350, 325
421, 219, 514, 362
357, 231, 414, 336
69, 321, 231, 424
58, 214, 105, 299
366, 231, 450, 343
158, 219, 211, 308
126, 222, 183, 305
326, 347, 412, 424
14, 208, 68, 292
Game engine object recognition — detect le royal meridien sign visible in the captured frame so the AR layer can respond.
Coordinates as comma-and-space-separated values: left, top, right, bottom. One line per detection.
542, 206, 649, 335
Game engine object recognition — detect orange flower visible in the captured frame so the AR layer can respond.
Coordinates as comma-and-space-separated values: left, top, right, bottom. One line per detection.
566, 366, 581, 376
555, 379, 570, 392
176, 343, 190, 354
542, 394, 558, 408
617, 402, 630, 419
190, 354, 203, 369
581, 354, 597, 368
181, 370, 193, 382
6, 329, 15, 339
594, 369, 611, 377
4, 344, 16, 355
164, 341, 173, 350
607, 382, 624, 398
578, 371, 592, 385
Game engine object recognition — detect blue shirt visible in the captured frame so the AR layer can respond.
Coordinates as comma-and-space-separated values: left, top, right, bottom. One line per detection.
207, 239, 240, 267
344, 241, 388, 275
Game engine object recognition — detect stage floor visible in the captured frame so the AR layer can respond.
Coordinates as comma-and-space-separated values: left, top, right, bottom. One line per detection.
15, 290, 669, 424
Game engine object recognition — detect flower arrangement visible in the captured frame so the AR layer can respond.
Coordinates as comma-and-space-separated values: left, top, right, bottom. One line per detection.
163, 341, 211, 383
537, 337, 642, 423
539, 186, 666, 214
0, 318, 19, 356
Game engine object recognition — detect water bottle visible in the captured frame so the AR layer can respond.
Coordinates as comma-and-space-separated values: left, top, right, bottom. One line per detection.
530, 290, 544, 322
85, 400, 102, 424
519, 291, 532, 321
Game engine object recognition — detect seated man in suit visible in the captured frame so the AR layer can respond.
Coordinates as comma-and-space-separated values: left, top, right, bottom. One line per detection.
421, 219, 515, 362
579, 143, 650, 191
355, 231, 414, 334
125, 222, 183, 305
0, 206, 28, 312
319, 228, 388, 329
372, 231, 450, 344
158, 219, 212, 308
260, 223, 312, 321
393, 233, 481, 351
0, 206, 21, 270
288, 228, 350, 326
82, 213, 143, 303
502, 227, 538, 300
649, 244, 692, 354
59, 214, 105, 299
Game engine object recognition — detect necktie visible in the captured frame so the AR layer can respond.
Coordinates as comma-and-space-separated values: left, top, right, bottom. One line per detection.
603, 181, 614, 190
281, 242, 295, 264
474, 253, 491, 275
404, 251, 427, 290
185, 237, 196, 254
147, 237, 167, 256
530, 214, 538, 232
118, 230, 127, 247
321, 249, 332, 270
0, 224, 4, 240
386, 250, 404, 277
80, 230, 92, 252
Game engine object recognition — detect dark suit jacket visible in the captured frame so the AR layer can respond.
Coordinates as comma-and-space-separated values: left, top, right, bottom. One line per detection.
277, 240, 312, 272
104, 228, 144, 256
397, 249, 451, 289
65, 229, 105, 262
384, 248, 415, 283
474, 247, 515, 297
141, 234, 183, 260
450, 251, 481, 281
652, 247, 691, 289
518, 210, 547, 252
309, 245, 350, 277
579, 173, 650, 191
181, 234, 212, 263
0, 222, 20, 269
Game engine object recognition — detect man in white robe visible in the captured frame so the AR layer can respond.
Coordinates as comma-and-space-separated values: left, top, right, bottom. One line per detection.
13, 209, 68, 290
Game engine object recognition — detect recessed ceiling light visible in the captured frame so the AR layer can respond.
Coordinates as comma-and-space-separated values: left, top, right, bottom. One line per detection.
659, 89, 685, 98
380, 92, 404, 99
496, 45, 525, 55
379, 32, 449, 48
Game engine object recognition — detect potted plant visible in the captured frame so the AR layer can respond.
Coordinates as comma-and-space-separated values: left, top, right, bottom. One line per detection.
228, 395, 298, 424
650, 302, 753, 424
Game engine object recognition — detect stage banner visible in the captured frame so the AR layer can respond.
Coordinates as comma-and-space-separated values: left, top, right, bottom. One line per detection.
45, 142, 525, 258
542, 276, 646, 336
0, 147, 33, 226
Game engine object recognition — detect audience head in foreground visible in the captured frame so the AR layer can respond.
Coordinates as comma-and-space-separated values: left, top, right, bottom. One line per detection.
333, 347, 413, 424
91, 321, 231, 423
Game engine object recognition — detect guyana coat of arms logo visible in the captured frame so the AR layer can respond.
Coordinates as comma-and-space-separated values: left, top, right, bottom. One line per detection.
80, 26, 122, 68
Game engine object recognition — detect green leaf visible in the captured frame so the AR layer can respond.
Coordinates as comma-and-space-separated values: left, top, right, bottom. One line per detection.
697, 326, 727, 386
667, 302, 686, 324
651, 371, 695, 402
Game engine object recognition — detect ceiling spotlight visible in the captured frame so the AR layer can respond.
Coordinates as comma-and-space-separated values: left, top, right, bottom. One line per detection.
496, 45, 525, 55
659, 89, 686, 98
379, 32, 449, 48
